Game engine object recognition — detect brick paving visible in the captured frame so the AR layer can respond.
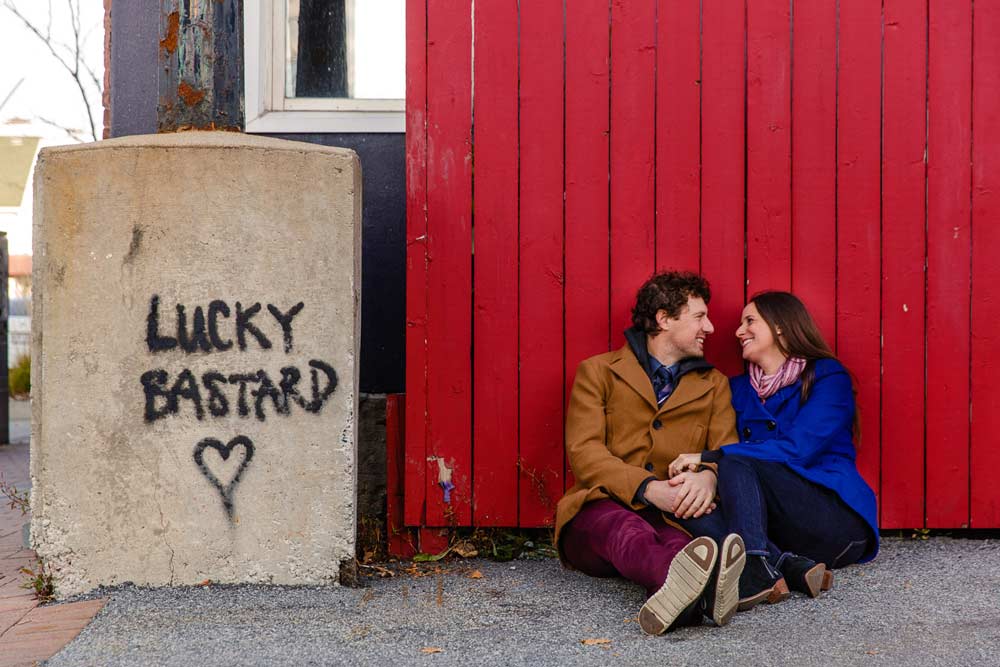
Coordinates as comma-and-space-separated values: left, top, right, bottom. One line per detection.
1, 429, 107, 667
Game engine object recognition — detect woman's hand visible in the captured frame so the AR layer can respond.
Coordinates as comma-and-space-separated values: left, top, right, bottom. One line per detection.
667, 470, 717, 519
644, 477, 716, 517
668, 452, 703, 478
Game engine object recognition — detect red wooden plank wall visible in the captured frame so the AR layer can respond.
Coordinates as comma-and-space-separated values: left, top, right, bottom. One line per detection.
405, 0, 998, 530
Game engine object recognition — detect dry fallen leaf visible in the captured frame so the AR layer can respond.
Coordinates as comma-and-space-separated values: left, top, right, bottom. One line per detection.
866, 649, 880, 655
452, 540, 479, 558
421, 647, 443, 654
581, 638, 612, 646
198, 579, 212, 587
468, 570, 484, 579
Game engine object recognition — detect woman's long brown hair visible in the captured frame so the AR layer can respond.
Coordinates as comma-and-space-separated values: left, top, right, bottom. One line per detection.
749, 291, 861, 440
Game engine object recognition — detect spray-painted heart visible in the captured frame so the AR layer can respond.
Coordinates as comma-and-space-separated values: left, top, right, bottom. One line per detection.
193, 435, 255, 522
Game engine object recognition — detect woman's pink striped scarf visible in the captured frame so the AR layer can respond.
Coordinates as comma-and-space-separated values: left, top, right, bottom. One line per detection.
749, 356, 807, 400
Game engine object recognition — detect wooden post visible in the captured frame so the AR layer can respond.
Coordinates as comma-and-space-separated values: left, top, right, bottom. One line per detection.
158, 0, 243, 131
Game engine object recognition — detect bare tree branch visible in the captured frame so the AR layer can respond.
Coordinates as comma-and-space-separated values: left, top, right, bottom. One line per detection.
0, 78, 25, 114
33, 114, 87, 143
1, 0, 101, 141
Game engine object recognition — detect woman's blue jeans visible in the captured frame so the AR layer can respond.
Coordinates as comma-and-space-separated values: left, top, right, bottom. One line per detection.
675, 455, 873, 569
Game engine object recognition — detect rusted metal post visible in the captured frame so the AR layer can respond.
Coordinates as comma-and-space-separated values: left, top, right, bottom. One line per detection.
158, 0, 243, 131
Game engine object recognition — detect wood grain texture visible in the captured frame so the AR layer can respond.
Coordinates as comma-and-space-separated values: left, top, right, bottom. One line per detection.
472, 0, 519, 526
926, 0, 972, 528
836, 0, 882, 502
881, 0, 927, 530
970, 0, 1000, 527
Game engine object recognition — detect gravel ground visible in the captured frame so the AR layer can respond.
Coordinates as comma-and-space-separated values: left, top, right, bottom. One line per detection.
46, 537, 1000, 667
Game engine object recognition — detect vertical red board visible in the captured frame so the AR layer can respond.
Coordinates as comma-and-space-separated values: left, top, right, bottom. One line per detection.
609, 0, 656, 343
701, 0, 745, 376
926, 0, 972, 528
564, 0, 611, 491
880, 1, 927, 530
472, 0, 518, 526
656, 0, 700, 273
746, 0, 792, 294
424, 0, 473, 526
519, 0, 565, 527
971, 1, 1000, 527
386, 395, 417, 558
791, 0, 837, 346
404, 0, 428, 526
836, 0, 881, 504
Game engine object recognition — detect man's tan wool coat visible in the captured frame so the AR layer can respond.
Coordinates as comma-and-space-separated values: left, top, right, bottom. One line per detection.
555, 343, 739, 561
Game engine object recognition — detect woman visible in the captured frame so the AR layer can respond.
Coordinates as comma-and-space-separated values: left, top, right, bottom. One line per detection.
668, 291, 878, 610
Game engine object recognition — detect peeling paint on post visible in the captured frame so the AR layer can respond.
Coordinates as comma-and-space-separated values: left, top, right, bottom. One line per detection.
158, 0, 243, 132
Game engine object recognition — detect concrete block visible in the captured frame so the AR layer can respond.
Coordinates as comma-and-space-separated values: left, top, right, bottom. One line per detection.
31, 133, 361, 597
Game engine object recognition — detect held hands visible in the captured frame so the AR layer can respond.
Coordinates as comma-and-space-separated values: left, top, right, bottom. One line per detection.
643, 471, 717, 519
667, 470, 717, 519
668, 452, 703, 478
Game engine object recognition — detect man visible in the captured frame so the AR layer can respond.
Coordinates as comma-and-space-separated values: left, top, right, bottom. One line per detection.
554, 271, 745, 634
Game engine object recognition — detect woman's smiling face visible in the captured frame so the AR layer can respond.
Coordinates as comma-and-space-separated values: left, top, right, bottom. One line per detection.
736, 302, 781, 366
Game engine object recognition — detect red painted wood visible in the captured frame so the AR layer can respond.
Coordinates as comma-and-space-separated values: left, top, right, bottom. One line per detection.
880, 1, 927, 530
746, 0, 792, 294
471, 0, 518, 527
386, 395, 417, 558
791, 0, 837, 346
971, 1, 1000, 527
424, 0, 473, 526
926, 0, 972, 528
836, 0, 882, 504
404, 0, 428, 527
563, 0, 610, 492
700, 0, 745, 376
655, 0, 700, 273
419, 527, 450, 556
518, 0, 565, 527
403, 0, 999, 530
609, 0, 656, 345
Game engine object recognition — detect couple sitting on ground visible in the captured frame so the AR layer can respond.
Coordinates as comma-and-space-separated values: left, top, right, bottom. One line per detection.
555, 271, 878, 634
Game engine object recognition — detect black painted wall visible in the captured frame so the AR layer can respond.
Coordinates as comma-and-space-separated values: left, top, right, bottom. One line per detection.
109, 3, 405, 393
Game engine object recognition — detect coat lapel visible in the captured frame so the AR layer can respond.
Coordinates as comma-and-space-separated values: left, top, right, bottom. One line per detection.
659, 372, 713, 414
608, 345, 659, 410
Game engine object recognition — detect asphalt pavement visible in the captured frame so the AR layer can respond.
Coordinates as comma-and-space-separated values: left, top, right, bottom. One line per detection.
45, 537, 1000, 666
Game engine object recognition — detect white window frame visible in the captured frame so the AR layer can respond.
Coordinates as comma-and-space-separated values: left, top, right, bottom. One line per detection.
245, 0, 405, 133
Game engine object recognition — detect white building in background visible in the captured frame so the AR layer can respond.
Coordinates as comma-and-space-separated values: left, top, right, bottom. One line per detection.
1, 0, 105, 366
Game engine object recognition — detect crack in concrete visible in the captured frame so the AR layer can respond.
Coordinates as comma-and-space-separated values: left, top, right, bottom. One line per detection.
128, 444, 177, 585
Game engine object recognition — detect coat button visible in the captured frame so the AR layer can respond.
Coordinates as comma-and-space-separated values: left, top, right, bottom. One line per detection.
652, 419, 663, 430
767, 420, 777, 431
645, 462, 655, 472
742, 426, 751, 439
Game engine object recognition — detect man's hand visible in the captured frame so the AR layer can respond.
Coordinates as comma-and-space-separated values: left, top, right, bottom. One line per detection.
643, 476, 716, 517
668, 452, 703, 478
666, 470, 717, 519
643, 479, 682, 513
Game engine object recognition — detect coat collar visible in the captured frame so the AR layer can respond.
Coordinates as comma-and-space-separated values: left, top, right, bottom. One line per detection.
608, 342, 715, 414
735, 375, 801, 416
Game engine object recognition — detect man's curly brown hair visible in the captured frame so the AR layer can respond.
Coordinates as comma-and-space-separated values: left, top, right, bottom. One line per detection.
631, 271, 712, 334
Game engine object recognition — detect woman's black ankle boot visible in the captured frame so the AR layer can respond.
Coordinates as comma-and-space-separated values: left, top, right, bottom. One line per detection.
781, 554, 833, 598
737, 555, 789, 611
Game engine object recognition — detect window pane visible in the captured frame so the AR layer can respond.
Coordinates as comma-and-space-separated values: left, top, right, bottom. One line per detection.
286, 0, 405, 100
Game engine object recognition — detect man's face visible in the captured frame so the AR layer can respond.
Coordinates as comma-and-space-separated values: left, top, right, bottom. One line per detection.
656, 296, 714, 359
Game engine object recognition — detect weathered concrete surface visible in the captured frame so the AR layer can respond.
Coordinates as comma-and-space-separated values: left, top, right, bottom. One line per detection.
31, 132, 361, 597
